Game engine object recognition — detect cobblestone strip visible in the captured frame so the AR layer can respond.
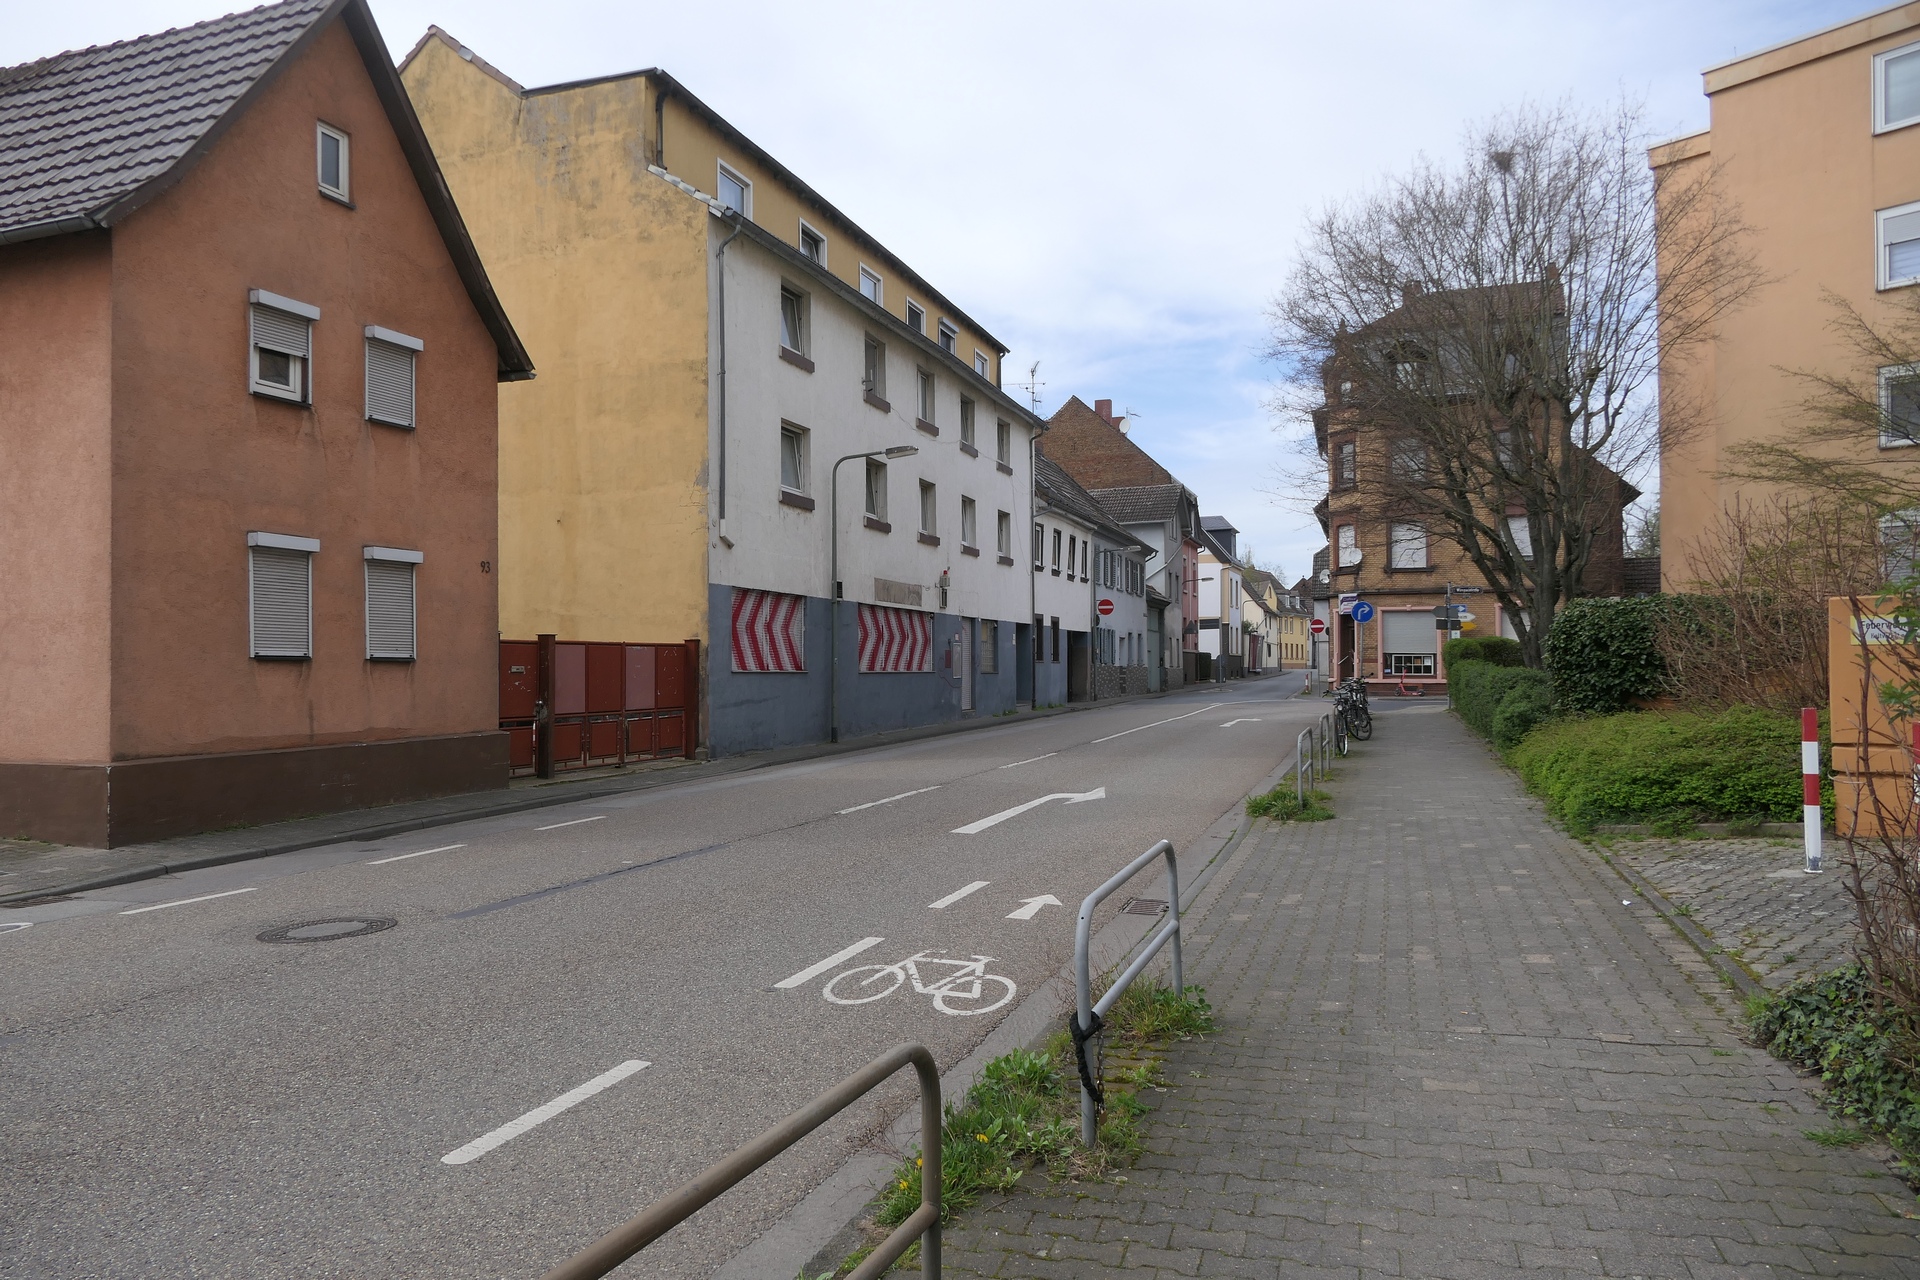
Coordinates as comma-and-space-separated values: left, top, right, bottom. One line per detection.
940, 706, 1919, 1278
1614, 839, 1859, 990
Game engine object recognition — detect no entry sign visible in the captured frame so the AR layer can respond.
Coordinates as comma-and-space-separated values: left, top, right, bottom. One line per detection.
1309, 617, 1327, 635
1097, 598, 1114, 616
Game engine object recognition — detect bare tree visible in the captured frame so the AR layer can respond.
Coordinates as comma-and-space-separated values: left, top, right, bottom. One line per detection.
1269, 100, 1759, 666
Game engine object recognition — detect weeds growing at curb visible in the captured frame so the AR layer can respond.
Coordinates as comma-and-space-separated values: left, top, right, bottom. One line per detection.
838, 979, 1214, 1275
1246, 780, 1334, 822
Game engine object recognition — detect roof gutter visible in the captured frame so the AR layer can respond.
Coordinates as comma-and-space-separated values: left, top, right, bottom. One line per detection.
0, 215, 99, 246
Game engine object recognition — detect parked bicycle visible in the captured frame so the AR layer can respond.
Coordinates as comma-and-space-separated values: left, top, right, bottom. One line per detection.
823, 950, 1017, 1016
1334, 677, 1372, 742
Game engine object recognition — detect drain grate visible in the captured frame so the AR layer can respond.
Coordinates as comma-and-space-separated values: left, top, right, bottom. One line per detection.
1120, 897, 1169, 916
258, 917, 396, 944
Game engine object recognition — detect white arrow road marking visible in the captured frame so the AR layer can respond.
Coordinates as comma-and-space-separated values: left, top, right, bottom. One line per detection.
535, 815, 604, 831
1219, 718, 1263, 727
928, 881, 991, 909
951, 787, 1105, 835
1090, 704, 1222, 744
998, 753, 1057, 769
1006, 894, 1063, 920
775, 936, 885, 988
368, 843, 465, 866
120, 887, 257, 915
0, 922, 31, 936
838, 786, 941, 814
441, 1059, 650, 1166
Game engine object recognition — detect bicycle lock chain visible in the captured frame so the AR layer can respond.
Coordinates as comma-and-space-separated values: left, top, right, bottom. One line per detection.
1068, 1009, 1104, 1108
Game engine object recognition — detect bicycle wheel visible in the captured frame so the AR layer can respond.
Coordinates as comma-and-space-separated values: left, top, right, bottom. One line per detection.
1334, 713, 1349, 756
1348, 706, 1372, 740
823, 964, 905, 1005
932, 973, 1017, 1016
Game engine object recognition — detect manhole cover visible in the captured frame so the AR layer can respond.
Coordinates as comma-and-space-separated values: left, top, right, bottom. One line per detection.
1121, 897, 1169, 916
258, 917, 396, 944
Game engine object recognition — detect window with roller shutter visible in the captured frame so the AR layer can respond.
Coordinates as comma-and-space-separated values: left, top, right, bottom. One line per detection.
364, 326, 422, 427
247, 532, 318, 658
248, 290, 317, 403
364, 547, 422, 660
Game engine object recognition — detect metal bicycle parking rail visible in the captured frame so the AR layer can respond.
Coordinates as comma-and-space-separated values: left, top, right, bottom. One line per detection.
1072, 839, 1184, 1147
536, 1043, 942, 1280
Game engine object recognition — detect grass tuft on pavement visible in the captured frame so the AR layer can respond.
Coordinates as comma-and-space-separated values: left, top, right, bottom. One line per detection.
1246, 781, 1334, 822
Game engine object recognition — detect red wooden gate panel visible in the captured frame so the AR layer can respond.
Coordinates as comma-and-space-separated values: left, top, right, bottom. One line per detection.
500, 638, 699, 777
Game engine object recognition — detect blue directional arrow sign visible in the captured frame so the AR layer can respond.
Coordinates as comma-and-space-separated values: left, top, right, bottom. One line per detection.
1350, 600, 1376, 624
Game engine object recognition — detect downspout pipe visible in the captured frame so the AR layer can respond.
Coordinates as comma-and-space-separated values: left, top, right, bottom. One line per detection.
714, 212, 745, 542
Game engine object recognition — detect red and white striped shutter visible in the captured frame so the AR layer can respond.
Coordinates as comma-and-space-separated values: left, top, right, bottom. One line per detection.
858, 604, 933, 672
731, 588, 807, 672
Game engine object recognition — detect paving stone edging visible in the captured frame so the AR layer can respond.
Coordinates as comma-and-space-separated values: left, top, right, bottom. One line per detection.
1597, 853, 1767, 1001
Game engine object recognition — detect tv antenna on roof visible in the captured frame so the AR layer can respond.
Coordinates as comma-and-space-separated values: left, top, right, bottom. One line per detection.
1015, 360, 1044, 414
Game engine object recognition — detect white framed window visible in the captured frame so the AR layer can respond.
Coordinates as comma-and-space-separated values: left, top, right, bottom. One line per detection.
996, 419, 1011, 465
937, 319, 957, 353
1052, 527, 1062, 573
959, 398, 976, 449
974, 350, 989, 377
1032, 521, 1044, 568
905, 300, 925, 333
317, 122, 349, 201
799, 221, 826, 264
917, 368, 935, 424
1068, 535, 1077, 579
865, 458, 888, 521
1878, 200, 1920, 289
780, 286, 807, 354
997, 510, 1011, 558
717, 161, 751, 215
863, 334, 886, 399
1333, 439, 1356, 488
1875, 39, 1920, 133
1882, 364, 1920, 448
919, 480, 937, 535
1389, 522, 1427, 569
780, 422, 809, 494
1336, 523, 1359, 567
247, 532, 317, 659
248, 289, 317, 403
961, 496, 978, 548
859, 266, 883, 304
364, 325, 421, 428
1507, 514, 1534, 560
364, 546, 421, 661
1882, 509, 1920, 583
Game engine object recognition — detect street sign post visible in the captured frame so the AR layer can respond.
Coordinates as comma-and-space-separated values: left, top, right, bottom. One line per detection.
1350, 600, 1375, 624
1097, 598, 1114, 617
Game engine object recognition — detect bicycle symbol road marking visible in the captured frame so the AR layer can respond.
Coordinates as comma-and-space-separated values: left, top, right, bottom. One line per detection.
820, 949, 1017, 1016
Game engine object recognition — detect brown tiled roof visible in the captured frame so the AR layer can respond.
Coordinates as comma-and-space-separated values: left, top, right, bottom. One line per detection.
1035, 450, 1134, 546
1089, 483, 1184, 524
0, 0, 333, 239
1043, 395, 1180, 490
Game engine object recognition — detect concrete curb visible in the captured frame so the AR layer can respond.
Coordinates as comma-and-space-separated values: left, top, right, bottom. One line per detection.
719, 731, 1302, 1279
2, 676, 1291, 908
1596, 849, 1767, 1002
1593, 821, 1815, 839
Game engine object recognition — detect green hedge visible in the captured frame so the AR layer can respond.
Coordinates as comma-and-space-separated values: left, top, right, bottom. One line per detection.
1510, 705, 1815, 834
1441, 636, 1523, 669
1543, 596, 1669, 714
1451, 661, 1556, 751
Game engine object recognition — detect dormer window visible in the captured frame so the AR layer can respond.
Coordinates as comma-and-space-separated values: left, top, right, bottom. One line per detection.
317, 123, 349, 202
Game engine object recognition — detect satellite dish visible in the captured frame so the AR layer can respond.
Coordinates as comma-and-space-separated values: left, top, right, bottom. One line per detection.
1317, 568, 1330, 583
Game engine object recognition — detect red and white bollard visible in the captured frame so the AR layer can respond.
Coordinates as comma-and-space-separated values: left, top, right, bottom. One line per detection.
1802, 707, 1822, 874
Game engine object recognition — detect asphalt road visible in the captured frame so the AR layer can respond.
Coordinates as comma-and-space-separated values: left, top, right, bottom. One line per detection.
1, 681, 1319, 1279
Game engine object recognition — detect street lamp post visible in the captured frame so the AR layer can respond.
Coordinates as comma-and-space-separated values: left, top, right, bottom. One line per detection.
831, 445, 919, 743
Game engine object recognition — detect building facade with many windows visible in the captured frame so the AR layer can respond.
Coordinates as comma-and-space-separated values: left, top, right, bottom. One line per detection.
0, 0, 531, 845
403, 31, 1042, 755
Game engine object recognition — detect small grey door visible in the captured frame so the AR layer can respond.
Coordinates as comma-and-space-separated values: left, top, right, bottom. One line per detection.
959, 618, 975, 711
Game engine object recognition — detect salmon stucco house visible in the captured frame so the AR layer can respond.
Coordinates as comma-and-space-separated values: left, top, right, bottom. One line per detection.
0, 0, 533, 847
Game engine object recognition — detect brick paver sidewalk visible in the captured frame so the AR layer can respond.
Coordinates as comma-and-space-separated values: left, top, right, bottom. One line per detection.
942, 705, 1919, 1278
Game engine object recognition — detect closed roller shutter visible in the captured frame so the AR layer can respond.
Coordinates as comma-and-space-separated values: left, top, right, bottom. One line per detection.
1381, 609, 1436, 656
857, 604, 932, 672
365, 338, 415, 427
731, 588, 806, 672
365, 560, 416, 660
250, 547, 311, 658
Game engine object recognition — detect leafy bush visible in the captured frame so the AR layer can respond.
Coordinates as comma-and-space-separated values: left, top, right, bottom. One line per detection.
1751, 965, 1920, 1168
1442, 635, 1523, 669
1451, 661, 1556, 751
1510, 705, 1817, 834
1543, 596, 1670, 713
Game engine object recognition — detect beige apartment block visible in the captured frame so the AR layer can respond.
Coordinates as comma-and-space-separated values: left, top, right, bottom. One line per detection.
1654, 2, 1920, 585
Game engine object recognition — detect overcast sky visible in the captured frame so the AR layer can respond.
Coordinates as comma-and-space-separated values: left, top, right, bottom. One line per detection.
8, 0, 1874, 584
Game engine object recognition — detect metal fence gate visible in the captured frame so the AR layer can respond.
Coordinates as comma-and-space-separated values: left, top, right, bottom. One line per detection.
500, 637, 699, 777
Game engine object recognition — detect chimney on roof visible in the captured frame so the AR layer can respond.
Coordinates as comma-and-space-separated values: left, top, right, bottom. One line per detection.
1095, 398, 1115, 423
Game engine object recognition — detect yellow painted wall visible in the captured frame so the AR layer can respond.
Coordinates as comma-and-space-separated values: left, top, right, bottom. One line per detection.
655, 95, 1002, 384
1656, 13, 1920, 587
402, 40, 712, 643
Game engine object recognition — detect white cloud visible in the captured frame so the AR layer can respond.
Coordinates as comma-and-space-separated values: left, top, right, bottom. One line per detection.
5, 0, 1867, 577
